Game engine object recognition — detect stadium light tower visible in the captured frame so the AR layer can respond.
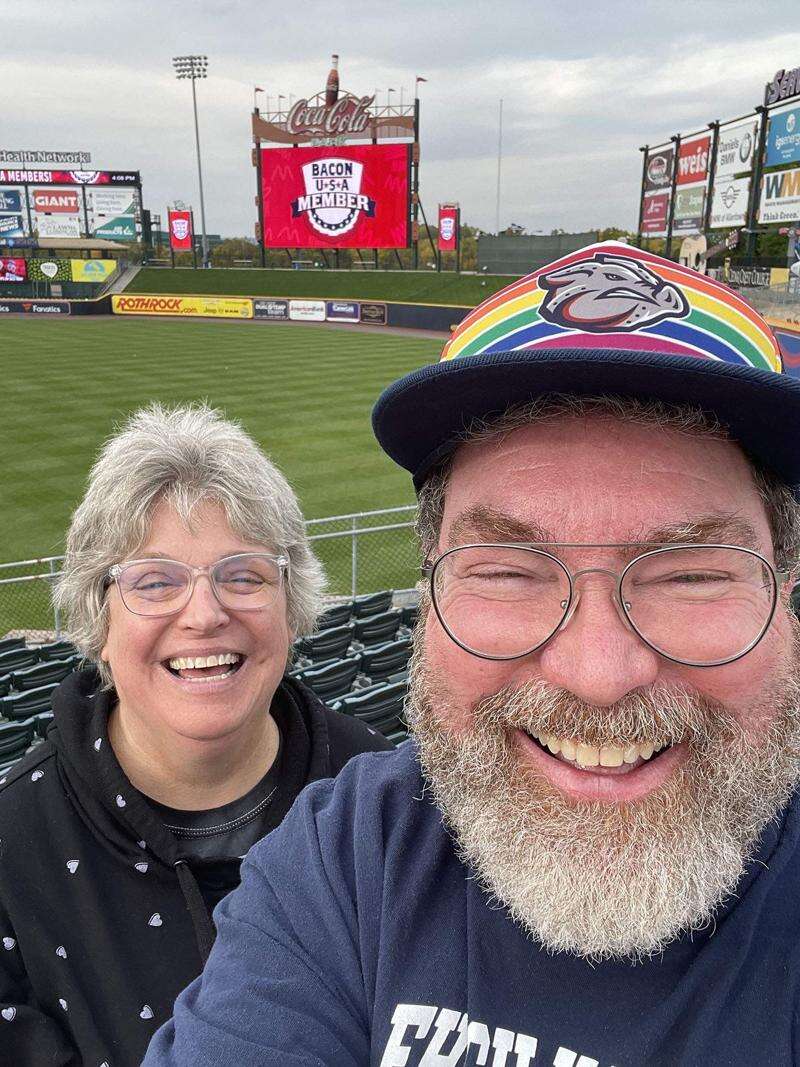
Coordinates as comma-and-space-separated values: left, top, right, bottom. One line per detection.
173, 54, 210, 268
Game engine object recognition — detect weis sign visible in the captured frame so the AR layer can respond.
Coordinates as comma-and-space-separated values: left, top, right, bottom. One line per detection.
677, 136, 710, 185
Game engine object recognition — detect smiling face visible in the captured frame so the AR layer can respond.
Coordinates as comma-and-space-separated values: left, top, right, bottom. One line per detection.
409, 414, 800, 958
101, 498, 292, 748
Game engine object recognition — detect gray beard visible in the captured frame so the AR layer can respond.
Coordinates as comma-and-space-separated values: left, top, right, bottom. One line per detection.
406, 631, 800, 962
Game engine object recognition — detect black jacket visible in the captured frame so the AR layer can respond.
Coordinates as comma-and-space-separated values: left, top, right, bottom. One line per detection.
0, 668, 391, 1067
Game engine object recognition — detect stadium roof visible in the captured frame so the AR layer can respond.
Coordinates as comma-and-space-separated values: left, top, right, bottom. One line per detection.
36, 237, 129, 251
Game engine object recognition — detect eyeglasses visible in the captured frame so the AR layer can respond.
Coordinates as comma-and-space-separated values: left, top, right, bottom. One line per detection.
422, 543, 791, 667
107, 553, 289, 617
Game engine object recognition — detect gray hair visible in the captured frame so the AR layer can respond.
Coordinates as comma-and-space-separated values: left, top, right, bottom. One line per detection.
417, 395, 800, 569
55, 403, 325, 683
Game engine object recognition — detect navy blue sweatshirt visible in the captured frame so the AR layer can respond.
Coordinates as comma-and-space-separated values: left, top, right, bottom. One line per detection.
145, 742, 800, 1067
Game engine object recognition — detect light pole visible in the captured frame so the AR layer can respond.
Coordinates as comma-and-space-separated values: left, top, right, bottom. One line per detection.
173, 54, 209, 268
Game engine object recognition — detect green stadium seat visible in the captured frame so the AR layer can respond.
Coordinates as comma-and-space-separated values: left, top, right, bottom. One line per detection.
0, 637, 25, 655
0, 683, 59, 720
10, 657, 75, 692
0, 648, 38, 674
294, 623, 355, 664
358, 636, 412, 683
36, 640, 78, 662
0, 718, 36, 762
332, 680, 407, 736
294, 655, 361, 702
352, 609, 401, 647
351, 590, 393, 617
315, 603, 353, 630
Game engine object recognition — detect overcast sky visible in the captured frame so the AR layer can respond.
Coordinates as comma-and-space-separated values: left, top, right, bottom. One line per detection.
4, 1, 798, 238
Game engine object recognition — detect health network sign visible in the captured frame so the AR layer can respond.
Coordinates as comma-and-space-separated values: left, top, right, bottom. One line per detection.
766, 106, 800, 167
260, 144, 411, 249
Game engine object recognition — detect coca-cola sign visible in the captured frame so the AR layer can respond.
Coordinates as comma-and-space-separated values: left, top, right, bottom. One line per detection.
286, 95, 375, 138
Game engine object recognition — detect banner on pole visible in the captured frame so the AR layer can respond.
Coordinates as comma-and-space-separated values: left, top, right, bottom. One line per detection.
715, 120, 757, 178
438, 204, 459, 252
677, 135, 711, 186
168, 209, 194, 251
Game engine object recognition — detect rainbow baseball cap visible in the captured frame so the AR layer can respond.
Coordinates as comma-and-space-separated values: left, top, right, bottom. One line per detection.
372, 241, 800, 493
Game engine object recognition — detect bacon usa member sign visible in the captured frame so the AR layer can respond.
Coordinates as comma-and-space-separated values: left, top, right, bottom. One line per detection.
260, 144, 411, 248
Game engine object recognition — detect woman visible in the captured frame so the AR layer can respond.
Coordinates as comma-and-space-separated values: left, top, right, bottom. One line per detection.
0, 404, 391, 1067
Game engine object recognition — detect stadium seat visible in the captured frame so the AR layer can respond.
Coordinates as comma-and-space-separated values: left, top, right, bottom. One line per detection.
351, 590, 393, 617
0, 675, 11, 698
400, 603, 419, 630
333, 680, 407, 736
315, 602, 353, 630
352, 609, 402, 647
10, 656, 75, 692
0, 683, 59, 720
0, 648, 38, 675
33, 711, 54, 739
358, 636, 413, 683
0, 718, 36, 763
293, 655, 361, 702
0, 637, 25, 655
293, 622, 355, 664
36, 640, 78, 662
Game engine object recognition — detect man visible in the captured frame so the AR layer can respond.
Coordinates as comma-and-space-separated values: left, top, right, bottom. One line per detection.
145, 243, 800, 1066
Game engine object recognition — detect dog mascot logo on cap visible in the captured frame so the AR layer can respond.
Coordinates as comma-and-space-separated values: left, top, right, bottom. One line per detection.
538, 253, 690, 333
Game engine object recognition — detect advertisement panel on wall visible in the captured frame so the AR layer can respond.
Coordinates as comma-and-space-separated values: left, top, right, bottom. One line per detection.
359, 301, 387, 325
766, 105, 800, 167
438, 204, 459, 252
715, 120, 757, 178
0, 188, 23, 213
710, 176, 751, 227
0, 169, 140, 186
28, 258, 71, 281
32, 187, 81, 213
34, 216, 82, 239
112, 295, 254, 318
167, 209, 193, 251
640, 191, 670, 234
760, 166, 800, 224
643, 146, 674, 193
288, 299, 326, 321
253, 298, 288, 320
0, 299, 70, 315
92, 216, 137, 240
672, 185, 705, 233
70, 259, 116, 283
0, 258, 27, 282
260, 144, 411, 249
0, 214, 25, 239
677, 135, 711, 185
88, 188, 136, 216
325, 300, 359, 322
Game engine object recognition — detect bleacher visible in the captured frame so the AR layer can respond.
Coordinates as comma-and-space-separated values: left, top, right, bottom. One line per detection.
0, 588, 418, 776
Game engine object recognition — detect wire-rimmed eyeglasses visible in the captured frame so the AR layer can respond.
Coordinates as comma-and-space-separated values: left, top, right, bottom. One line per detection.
107, 553, 289, 617
422, 543, 792, 667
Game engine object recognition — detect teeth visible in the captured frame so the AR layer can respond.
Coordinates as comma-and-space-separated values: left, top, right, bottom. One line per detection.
168, 653, 241, 670
533, 734, 669, 769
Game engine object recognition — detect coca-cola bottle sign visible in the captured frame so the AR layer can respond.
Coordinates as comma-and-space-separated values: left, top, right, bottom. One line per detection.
286, 95, 375, 137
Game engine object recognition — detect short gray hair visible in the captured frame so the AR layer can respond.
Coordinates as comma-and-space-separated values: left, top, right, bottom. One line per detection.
417, 395, 800, 569
55, 403, 325, 682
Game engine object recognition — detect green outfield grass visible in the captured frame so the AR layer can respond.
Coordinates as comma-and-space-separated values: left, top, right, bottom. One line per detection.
128, 267, 518, 306
2, 318, 439, 587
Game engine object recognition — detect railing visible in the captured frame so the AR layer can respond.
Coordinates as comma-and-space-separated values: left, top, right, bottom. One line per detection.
0, 505, 419, 637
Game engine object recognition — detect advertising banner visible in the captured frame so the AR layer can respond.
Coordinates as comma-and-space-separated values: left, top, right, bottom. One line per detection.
112, 295, 254, 318
253, 298, 289, 320
92, 215, 137, 240
677, 135, 711, 186
710, 177, 751, 228
766, 105, 800, 167
28, 258, 71, 281
715, 120, 757, 178
359, 301, 387, 325
0, 188, 22, 213
0, 299, 70, 314
88, 188, 136, 216
0, 169, 139, 185
260, 144, 411, 249
0, 257, 27, 282
325, 300, 359, 322
70, 259, 116, 283
34, 215, 82, 239
643, 146, 674, 193
288, 299, 326, 321
727, 265, 772, 289
760, 167, 800, 224
167, 209, 193, 251
438, 204, 459, 252
672, 185, 705, 233
640, 191, 670, 234
0, 214, 25, 238
32, 187, 80, 213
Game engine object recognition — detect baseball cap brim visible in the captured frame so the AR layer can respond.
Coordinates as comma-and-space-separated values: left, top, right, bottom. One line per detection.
372, 347, 800, 493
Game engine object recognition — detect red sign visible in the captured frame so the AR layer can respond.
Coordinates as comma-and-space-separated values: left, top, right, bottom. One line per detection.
0, 169, 139, 186
168, 209, 194, 251
260, 144, 411, 249
0, 257, 27, 282
32, 188, 80, 213
677, 136, 711, 186
438, 205, 459, 252
640, 191, 670, 233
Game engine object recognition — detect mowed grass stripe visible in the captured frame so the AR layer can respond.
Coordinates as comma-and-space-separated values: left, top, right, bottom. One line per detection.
1, 318, 439, 563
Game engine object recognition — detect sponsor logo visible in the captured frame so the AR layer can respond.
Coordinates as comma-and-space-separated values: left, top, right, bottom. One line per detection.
253, 299, 289, 319
70, 259, 116, 283
286, 95, 374, 137
647, 155, 668, 183
740, 130, 753, 163
0, 258, 26, 282
289, 299, 326, 321
292, 158, 376, 236
677, 137, 710, 184
0, 189, 21, 212
440, 217, 455, 242
0, 214, 24, 236
538, 253, 689, 333
112, 295, 253, 318
0, 300, 69, 314
0, 151, 91, 165
32, 189, 80, 213
116, 296, 183, 312
359, 301, 387, 325
728, 266, 772, 289
325, 300, 359, 321
171, 217, 190, 240
68, 170, 102, 184
767, 67, 800, 106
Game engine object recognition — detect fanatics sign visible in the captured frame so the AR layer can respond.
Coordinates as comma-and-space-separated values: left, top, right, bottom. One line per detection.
260, 144, 411, 249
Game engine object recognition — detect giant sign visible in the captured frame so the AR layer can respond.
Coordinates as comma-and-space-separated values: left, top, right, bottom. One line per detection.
766, 106, 800, 167
676, 135, 710, 186
715, 120, 757, 178
260, 144, 411, 249
710, 176, 750, 228
32, 188, 81, 213
760, 166, 800, 224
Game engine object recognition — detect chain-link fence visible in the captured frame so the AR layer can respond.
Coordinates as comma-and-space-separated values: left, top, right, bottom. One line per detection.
0, 506, 419, 636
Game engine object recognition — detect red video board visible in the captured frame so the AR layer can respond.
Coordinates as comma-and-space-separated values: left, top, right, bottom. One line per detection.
438, 204, 459, 252
0, 257, 27, 282
168, 209, 194, 251
260, 144, 411, 248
